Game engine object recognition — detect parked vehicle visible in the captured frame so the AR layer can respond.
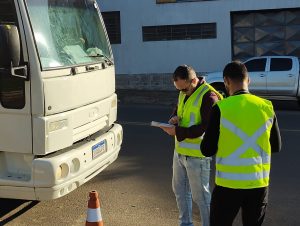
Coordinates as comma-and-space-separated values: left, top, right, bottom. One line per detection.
205, 56, 300, 105
0, 0, 123, 200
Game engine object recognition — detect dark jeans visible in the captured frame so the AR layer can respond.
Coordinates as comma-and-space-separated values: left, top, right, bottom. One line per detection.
210, 185, 268, 226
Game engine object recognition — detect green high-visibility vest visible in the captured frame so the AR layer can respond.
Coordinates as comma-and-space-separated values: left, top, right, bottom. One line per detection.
216, 94, 274, 189
175, 82, 223, 157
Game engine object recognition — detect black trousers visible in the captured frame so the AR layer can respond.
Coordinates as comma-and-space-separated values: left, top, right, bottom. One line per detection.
210, 185, 268, 226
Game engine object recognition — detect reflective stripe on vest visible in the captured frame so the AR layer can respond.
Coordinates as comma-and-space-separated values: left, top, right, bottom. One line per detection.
187, 85, 209, 126
216, 117, 273, 166
178, 140, 202, 150
216, 118, 272, 183
193, 85, 209, 107
216, 170, 270, 181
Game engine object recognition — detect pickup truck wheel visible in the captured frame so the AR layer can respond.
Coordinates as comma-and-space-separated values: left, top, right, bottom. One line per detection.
212, 84, 228, 98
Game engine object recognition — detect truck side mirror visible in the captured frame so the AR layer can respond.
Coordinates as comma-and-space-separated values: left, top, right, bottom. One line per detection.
0, 24, 21, 68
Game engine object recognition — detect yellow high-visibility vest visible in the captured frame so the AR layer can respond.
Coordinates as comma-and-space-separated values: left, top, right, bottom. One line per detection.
175, 83, 223, 157
216, 94, 274, 189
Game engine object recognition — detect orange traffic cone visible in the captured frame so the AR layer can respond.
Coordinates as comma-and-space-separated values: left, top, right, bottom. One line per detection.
86, 190, 104, 226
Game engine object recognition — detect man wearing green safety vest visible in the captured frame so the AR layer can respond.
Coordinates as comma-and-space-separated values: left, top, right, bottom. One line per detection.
159, 65, 223, 226
201, 61, 282, 226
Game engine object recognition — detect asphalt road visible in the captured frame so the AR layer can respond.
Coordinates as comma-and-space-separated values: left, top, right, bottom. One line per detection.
1, 101, 300, 226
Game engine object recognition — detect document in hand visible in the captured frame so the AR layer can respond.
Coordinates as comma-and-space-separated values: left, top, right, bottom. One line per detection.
150, 121, 174, 128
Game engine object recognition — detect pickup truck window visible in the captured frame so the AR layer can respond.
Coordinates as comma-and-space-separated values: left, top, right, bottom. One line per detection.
270, 58, 292, 71
245, 58, 266, 72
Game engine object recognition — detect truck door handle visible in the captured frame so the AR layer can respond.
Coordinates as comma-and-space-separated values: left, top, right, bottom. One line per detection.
260, 74, 265, 77
288, 74, 294, 77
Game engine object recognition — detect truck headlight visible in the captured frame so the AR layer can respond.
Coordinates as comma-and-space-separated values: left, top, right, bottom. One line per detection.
55, 163, 69, 180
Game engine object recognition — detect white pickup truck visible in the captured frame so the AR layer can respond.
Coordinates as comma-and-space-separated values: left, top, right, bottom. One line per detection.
205, 56, 300, 105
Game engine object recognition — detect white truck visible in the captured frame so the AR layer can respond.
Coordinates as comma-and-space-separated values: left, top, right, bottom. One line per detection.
0, 0, 123, 200
205, 56, 300, 106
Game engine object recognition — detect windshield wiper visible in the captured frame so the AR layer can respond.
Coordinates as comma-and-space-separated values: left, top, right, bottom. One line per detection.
100, 54, 114, 65
87, 53, 114, 65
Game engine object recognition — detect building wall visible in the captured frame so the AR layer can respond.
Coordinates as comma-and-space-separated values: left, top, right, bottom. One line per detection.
98, 0, 300, 90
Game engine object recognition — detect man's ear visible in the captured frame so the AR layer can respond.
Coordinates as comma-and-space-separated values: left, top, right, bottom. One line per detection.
191, 77, 197, 84
223, 76, 229, 85
247, 76, 250, 85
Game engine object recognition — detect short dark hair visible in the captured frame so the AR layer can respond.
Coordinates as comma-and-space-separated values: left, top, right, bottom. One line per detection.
173, 65, 196, 81
223, 61, 248, 82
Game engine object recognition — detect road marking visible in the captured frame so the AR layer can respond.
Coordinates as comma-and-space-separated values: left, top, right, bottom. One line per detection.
117, 121, 151, 126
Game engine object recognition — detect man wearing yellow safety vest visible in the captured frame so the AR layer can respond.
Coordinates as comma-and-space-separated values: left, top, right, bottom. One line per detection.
201, 61, 281, 226
159, 65, 223, 226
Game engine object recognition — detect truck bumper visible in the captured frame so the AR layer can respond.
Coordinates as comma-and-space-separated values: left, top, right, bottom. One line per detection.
0, 123, 122, 200
34, 123, 123, 200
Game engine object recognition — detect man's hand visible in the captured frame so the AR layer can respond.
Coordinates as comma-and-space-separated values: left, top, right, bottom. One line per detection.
168, 116, 179, 125
160, 126, 176, 136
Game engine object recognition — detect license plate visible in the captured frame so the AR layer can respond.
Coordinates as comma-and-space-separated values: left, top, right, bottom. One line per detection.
92, 140, 107, 159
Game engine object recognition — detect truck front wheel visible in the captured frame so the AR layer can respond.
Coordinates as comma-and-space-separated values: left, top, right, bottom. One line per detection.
212, 83, 228, 98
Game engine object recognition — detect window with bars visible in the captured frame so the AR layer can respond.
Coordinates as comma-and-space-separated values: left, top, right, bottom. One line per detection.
142, 23, 216, 41
101, 11, 121, 44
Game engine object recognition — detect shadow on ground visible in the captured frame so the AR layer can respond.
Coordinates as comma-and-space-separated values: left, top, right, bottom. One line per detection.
0, 199, 39, 225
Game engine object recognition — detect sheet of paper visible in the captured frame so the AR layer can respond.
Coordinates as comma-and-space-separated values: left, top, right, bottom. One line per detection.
150, 121, 174, 128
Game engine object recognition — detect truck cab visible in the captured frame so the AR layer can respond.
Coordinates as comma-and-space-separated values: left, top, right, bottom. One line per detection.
0, 0, 123, 200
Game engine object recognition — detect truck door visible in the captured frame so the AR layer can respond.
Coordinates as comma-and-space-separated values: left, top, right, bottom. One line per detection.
244, 58, 267, 95
267, 57, 298, 96
0, 0, 32, 154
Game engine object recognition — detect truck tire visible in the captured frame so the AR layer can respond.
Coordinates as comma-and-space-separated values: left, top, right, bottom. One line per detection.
212, 83, 228, 98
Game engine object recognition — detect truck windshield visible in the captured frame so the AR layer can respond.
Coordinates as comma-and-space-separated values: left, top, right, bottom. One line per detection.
26, 0, 112, 70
